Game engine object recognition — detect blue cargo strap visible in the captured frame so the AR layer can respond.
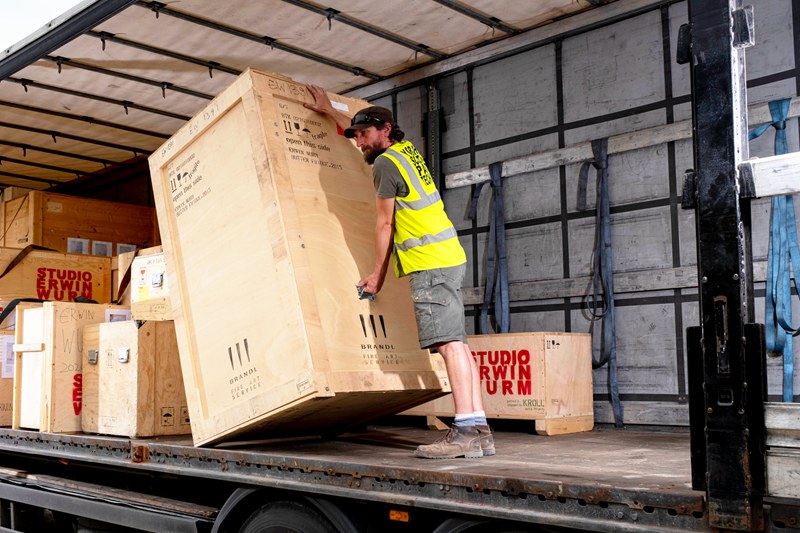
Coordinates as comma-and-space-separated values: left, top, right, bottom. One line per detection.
578, 137, 622, 427
749, 97, 795, 402
468, 161, 509, 334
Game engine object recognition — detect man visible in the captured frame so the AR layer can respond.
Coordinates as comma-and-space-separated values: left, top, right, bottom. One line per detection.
305, 85, 494, 459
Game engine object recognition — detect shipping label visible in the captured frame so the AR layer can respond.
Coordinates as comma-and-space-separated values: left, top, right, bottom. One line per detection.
1, 335, 12, 379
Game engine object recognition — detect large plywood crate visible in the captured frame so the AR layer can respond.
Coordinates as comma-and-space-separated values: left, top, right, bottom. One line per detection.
148, 69, 449, 446
12, 302, 130, 433
405, 333, 594, 435
0, 191, 158, 255
82, 320, 189, 438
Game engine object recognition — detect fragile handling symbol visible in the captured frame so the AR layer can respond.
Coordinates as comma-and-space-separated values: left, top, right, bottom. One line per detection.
161, 407, 174, 427
228, 338, 251, 370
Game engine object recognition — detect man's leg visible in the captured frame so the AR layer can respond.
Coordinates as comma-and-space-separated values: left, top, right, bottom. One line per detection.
414, 339, 482, 459
410, 265, 483, 459
464, 341, 495, 456
436, 340, 475, 415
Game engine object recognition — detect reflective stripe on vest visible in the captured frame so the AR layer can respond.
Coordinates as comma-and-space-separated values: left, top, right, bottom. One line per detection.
394, 226, 459, 252
379, 141, 465, 276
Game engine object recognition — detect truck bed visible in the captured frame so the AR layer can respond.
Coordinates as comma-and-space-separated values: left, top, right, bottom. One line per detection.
0, 425, 707, 532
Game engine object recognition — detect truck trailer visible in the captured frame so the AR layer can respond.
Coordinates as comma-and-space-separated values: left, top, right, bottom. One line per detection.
0, 0, 796, 531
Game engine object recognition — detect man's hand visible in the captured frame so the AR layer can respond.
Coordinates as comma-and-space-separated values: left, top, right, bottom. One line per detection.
357, 271, 384, 296
304, 84, 354, 133
304, 85, 336, 115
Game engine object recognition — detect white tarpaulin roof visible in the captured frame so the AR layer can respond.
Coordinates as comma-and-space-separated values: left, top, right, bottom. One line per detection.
0, 0, 612, 189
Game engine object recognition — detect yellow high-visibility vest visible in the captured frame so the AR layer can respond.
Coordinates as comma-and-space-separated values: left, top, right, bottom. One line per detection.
378, 141, 466, 277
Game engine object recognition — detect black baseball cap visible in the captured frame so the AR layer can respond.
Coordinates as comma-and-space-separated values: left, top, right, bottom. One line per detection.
344, 106, 394, 138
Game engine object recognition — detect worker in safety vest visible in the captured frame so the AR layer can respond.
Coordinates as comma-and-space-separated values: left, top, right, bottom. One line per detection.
305, 85, 494, 459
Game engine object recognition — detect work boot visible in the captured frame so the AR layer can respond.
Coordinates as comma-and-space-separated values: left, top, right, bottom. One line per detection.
414, 425, 483, 459
476, 424, 495, 456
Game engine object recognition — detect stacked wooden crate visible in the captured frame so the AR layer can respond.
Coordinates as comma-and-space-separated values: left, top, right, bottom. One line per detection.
0, 247, 113, 426
129, 247, 172, 321
84, 244, 187, 438
148, 69, 449, 446
0, 191, 173, 436
0, 190, 158, 255
82, 320, 189, 438
0, 246, 112, 308
13, 302, 130, 433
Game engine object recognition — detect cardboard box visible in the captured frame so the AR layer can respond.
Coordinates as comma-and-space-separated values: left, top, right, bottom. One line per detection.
0, 191, 158, 254
130, 247, 172, 321
12, 302, 130, 433
82, 320, 189, 438
148, 70, 449, 445
405, 332, 594, 435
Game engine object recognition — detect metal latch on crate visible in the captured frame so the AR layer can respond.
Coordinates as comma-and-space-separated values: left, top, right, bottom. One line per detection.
118, 348, 130, 363
88, 349, 98, 365
150, 272, 164, 288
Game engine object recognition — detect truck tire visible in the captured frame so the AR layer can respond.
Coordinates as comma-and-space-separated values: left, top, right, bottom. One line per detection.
238, 501, 337, 533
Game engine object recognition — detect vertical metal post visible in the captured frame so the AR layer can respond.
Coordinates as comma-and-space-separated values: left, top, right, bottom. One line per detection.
425, 82, 443, 188
685, 0, 766, 530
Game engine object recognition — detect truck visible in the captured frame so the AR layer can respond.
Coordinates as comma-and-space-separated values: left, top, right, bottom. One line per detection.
0, 0, 796, 531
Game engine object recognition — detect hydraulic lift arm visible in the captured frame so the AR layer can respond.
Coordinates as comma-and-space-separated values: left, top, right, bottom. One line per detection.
683, 1, 767, 531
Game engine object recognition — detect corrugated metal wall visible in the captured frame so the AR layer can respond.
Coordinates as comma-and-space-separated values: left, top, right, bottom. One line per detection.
369, 0, 800, 427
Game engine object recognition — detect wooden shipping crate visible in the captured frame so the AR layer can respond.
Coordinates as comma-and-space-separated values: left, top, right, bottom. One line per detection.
130, 247, 172, 321
0, 333, 13, 425
0, 246, 111, 306
12, 302, 130, 433
148, 70, 449, 446
405, 333, 594, 435
82, 320, 189, 438
0, 191, 158, 254
3, 187, 32, 202
112, 246, 166, 313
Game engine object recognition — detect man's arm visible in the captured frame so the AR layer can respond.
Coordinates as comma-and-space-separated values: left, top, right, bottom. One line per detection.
304, 85, 352, 131
358, 197, 395, 295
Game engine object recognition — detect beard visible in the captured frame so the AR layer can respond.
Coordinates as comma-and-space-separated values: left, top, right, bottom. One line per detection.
363, 145, 386, 165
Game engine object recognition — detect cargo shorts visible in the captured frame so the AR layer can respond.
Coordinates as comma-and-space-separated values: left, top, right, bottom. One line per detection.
409, 263, 468, 349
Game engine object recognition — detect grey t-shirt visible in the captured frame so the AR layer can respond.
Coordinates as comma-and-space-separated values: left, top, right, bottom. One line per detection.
373, 154, 409, 199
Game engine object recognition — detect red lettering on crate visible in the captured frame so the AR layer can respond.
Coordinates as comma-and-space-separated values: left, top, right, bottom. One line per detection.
36, 268, 93, 301
472, 349, 532, 396
72, 373, 82, 415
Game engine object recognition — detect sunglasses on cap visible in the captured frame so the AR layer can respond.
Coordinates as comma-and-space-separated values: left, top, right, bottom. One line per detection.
350, 113, 386, 126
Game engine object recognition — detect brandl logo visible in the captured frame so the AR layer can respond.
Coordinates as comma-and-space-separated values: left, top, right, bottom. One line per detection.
228, 338, 251, 370
359, 314, 387, 338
